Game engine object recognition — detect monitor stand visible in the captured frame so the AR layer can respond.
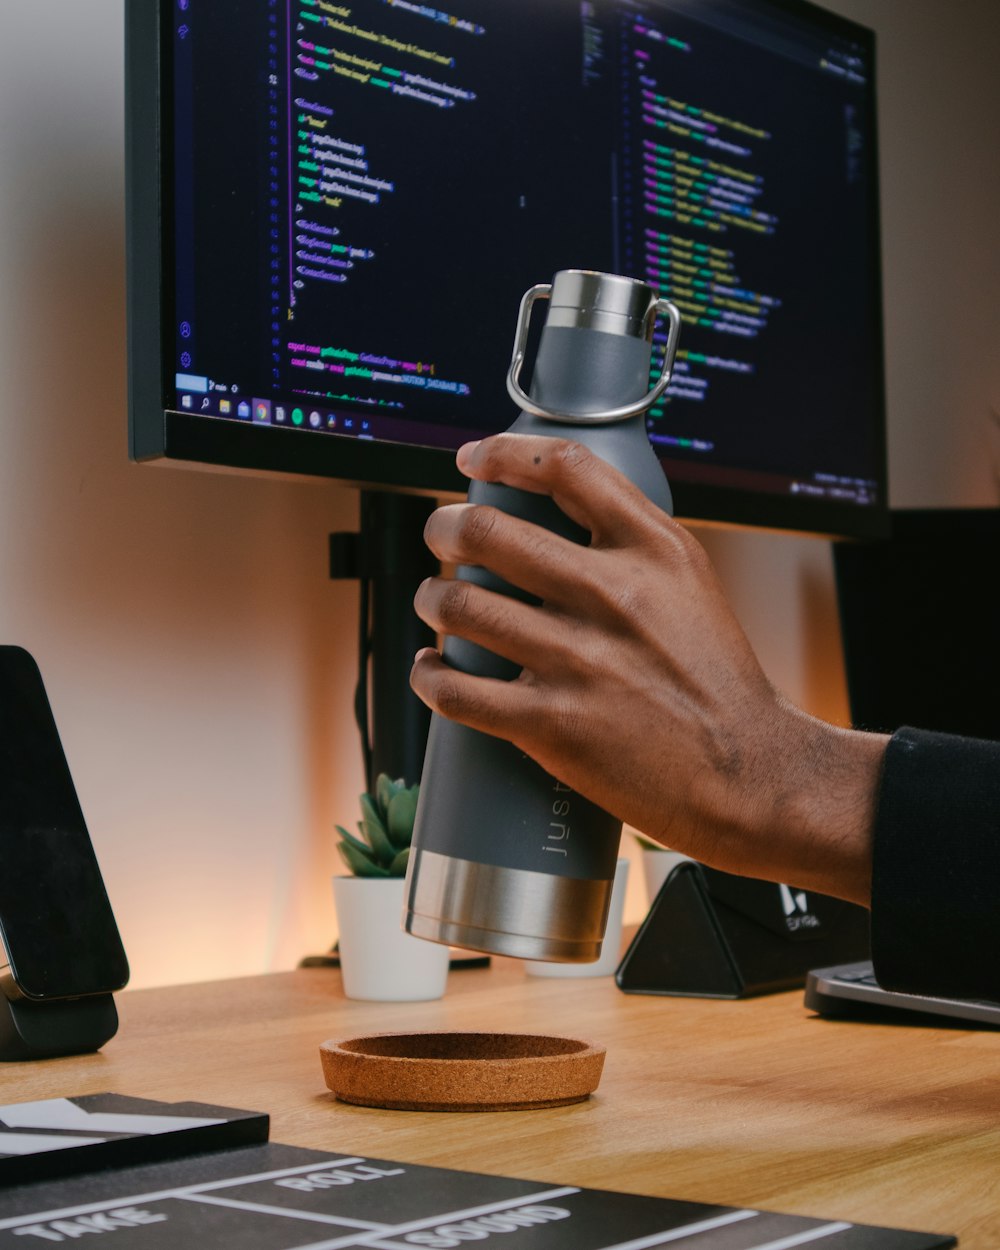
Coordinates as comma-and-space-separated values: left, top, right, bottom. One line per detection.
330, 489, 438, 790
302, 490, 439, 970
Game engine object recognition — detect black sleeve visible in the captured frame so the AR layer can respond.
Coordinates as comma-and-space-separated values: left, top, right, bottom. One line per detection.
871, 726, 1000, 1002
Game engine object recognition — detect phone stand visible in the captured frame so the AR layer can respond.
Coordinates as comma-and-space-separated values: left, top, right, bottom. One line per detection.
616, 861, 870, 999
0, 989, 119, 1062
0, 646, 130, 1061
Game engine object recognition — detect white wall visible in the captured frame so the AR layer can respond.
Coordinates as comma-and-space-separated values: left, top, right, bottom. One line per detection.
1, 1, 997, 987
0, 0, 364, 988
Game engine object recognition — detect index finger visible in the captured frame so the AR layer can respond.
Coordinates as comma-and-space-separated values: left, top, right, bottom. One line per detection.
456, 433, 665, 544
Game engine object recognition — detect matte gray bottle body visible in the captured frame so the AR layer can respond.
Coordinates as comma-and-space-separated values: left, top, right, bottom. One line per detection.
404, 273, 676, 962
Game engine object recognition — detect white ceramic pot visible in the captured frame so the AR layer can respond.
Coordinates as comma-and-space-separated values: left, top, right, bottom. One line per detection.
641, 848, 692, 905
332, 875, 450, 1002
525, 857, 630, 979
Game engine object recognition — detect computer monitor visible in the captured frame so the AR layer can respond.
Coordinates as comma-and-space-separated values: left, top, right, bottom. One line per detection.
127, 0, 887, 541
834, 510, 1000, 741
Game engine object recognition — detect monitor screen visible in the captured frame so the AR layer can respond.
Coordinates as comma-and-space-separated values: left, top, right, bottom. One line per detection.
127, 0, 887, 538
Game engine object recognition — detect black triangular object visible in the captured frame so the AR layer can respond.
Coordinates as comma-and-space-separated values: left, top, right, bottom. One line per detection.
616, 862, 870, 999
615, 863, 743, 997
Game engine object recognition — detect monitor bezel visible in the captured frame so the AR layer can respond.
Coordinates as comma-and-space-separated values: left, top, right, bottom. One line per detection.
126, 0, 889, 538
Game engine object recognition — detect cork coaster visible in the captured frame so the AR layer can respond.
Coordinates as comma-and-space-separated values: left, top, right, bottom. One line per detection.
319, 1031, 606, 1112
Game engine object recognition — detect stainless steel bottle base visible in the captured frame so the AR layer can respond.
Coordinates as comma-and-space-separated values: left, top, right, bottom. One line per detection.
403, 847, 614, 963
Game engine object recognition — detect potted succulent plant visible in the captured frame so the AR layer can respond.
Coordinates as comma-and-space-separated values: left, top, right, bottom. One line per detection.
333, 774, 450, 1002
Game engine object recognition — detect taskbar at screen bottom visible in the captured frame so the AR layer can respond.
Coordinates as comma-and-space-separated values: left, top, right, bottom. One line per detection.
155, 409, 888, 539
172, 389, 496, 453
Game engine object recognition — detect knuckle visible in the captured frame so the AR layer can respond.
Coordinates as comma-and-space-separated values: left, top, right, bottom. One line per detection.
549, 438, 596, 482
580, 554, 646, 622
434, 578, 475, 630
545, 696, 589, 755
432, 671, 502, 732
666, 515, 708, 565
431, 674, 467, 719
607, 577, 645, 622
455, 503, 501, 557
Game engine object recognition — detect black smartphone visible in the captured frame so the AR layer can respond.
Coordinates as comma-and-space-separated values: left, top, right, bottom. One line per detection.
0, 646, 129, 1001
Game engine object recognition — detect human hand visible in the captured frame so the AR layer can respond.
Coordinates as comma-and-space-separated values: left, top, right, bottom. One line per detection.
410, 434, 882, 903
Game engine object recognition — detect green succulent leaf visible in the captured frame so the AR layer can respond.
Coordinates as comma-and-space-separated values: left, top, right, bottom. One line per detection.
386, 787, 418, 849
388, 847, 410, 877
336, 778, 420, 875
376, 773, 403, 815
335, 824, 376, 859
359, 791, 385, 833
359, 792, 395, 864
632, 833, 665, 852
337, 841, 390, 877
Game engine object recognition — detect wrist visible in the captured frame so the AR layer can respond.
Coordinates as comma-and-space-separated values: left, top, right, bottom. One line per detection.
758, 707, 887, 905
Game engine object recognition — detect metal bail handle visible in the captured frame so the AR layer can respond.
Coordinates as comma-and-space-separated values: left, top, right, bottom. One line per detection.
505, 282, 683, 424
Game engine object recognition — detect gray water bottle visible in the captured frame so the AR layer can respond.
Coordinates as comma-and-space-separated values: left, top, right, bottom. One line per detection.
403, 270, 682, 961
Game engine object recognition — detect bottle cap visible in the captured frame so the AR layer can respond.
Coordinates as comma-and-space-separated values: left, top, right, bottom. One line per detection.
545, 270, 658, 341
506, 270, 682, 423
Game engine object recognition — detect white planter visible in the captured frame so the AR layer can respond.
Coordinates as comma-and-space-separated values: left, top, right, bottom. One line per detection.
641, 848, 692, 904
333, 875, 450, 1002
525, 857, 630, 979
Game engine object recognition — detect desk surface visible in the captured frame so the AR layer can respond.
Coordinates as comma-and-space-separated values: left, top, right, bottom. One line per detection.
2, 963, 998, 1245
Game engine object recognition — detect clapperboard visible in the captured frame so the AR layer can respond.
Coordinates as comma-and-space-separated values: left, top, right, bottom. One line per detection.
0, 1095, 955, 1248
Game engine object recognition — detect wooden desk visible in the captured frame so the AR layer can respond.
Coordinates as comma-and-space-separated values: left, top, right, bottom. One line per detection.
2, 963, 998, 1245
